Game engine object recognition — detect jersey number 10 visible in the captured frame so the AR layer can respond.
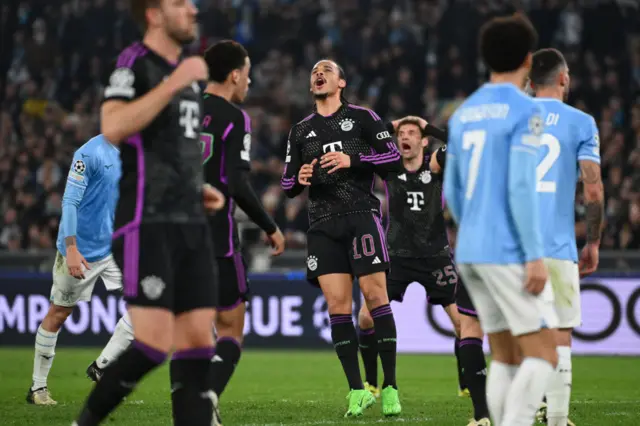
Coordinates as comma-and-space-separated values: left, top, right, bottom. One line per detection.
462, 130, 561, 198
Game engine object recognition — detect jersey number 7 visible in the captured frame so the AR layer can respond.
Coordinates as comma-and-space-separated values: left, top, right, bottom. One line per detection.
200, 133, 215, 164
461, 130, 561, 197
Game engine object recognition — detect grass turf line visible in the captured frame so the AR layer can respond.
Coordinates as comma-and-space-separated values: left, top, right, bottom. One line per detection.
2, 349, 638, 425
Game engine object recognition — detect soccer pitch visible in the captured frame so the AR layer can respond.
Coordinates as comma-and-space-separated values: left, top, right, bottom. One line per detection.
1, 349, 638, 425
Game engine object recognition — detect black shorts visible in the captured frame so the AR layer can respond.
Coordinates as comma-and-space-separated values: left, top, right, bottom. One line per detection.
387, 256, 457, 306
306, 212, 389, 285
455, 275, 477, 318
113, 222, 218, 315
216, 253, 249, 311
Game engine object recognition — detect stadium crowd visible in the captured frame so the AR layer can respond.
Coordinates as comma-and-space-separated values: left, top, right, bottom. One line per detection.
1, 0, 639, 253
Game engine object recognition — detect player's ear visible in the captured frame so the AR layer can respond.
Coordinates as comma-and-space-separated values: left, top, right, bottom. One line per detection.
421, 137, 429, 148
146, 7, 162, 28
338, 79, 347, 89
231, 69, 240, 85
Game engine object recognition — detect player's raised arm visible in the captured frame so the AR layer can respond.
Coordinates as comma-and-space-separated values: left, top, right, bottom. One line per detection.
101, 54, 207, 143
508, 109, 545, 263
61, 147, 96, 278
578, 117, 604, 275
349, 107, 402, 175
226, 111, 282, 247
281, 127, 307, 198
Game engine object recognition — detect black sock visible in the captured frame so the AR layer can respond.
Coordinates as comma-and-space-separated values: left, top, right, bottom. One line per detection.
210, 337, 242, 397
454, 337, 466, 390
75, 341, 166, 426
459, 338, 489, 420
370, 304, 397, 389
171, 347, 218, 426
358, 328, 378, 387
330, 314, 363, 390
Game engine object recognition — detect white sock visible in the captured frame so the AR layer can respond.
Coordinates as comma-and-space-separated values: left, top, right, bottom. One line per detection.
96, 311, 134, 369
547, 346, 572, 425
503, 357, 555, 426
486, 361, 518, 425
32, 325, 59, 390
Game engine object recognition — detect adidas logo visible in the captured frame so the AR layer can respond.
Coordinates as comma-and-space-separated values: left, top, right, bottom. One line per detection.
211, 355, 223, 363
306, 131, 317, 138
372, 256, 381, 264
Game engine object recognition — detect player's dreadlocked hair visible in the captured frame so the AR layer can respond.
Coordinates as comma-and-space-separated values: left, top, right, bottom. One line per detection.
311, 59, 350, 112
479, 14, 538, 73
131, 0, 161, 31
529, 48, 567, 88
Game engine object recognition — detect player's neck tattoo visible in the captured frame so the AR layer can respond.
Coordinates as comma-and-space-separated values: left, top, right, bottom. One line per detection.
65, 236, 77, 248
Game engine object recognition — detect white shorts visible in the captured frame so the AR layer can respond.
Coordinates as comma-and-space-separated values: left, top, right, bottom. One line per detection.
50, 251, 123, 307
458, 263, 557, 336
541, 258, 581, 329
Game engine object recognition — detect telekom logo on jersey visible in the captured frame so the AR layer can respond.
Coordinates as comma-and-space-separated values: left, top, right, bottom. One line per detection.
406, 191, 425, 211
179, 100, 200, 139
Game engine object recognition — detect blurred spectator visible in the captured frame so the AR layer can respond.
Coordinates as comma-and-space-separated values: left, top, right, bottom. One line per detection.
1, 0, 639, 252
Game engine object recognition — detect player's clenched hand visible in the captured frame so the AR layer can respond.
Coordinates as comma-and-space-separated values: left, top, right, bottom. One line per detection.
203, 183, 225, 213
524, 258, 548, 295
66, 246, 90, 279
167, 57, 208, 92
268, 227, 286, 256
321, 152, 351, 174
579, 242, 599, 277
298, 158, 317, 186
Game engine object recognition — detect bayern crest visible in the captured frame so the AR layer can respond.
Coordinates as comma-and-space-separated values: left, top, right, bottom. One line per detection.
419, 170, 432, 184
340, 118, 354, 131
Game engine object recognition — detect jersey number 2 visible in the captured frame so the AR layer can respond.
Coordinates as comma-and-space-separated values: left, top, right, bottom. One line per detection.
536, 133, 560, 193
200, 132, 214, 164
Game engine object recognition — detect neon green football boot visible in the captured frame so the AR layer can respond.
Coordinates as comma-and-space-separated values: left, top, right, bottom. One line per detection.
344, 389, 376, 417
381, 386, 402, 416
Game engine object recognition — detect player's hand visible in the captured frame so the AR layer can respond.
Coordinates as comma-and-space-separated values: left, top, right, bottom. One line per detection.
524, 258, 548, 295
203, 183, 225, 213
298, 159, 317, 186
168, 57, 208, 92
267, 227, 286, 256
321, 152, 351, 174
579, 242, 599, 277
392, 116, 428, 131
66, 246, 90, 279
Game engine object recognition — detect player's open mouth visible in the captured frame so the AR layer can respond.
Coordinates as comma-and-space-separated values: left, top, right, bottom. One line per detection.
315, 78, 325, 89
400, 142, 412, 153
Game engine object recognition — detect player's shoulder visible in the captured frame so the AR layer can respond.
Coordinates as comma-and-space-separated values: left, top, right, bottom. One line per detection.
345, 103, 383, 122
76, 135, 108, 156
204, 95, 247, 123
113, 41, 150, 70
291, 112, 317, 137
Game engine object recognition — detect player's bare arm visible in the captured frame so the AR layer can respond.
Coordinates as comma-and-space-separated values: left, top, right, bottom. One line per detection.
101, 57, 208, 143
64, 236, 90, 279
203, 183, 226, 212
579, 159, 604, 276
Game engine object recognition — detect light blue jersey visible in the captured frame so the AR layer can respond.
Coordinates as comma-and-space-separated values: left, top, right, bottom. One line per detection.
444, 83, 545, 264
534, 98, 600, 262
56, 135, 121, 262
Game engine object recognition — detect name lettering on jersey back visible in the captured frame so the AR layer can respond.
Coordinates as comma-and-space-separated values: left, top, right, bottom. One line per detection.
458, 104, 509, 123
406, 191, 425, 211
322, 141, 343, 153
546, 112, 560, 126
179, 100, 200, 139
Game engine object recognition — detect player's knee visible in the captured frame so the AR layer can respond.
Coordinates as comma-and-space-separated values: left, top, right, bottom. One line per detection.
174, 308, 216, 350
216, 307, 245, 342
130, 307, 174, 352
460, 316, 483, 340
43, 304, 74, 331
555, 328, 572, 347
358, 307, 374, 329
359, 274, 389, 309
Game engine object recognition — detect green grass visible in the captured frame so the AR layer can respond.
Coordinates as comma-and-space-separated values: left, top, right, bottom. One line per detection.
1, 348, 638, 425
